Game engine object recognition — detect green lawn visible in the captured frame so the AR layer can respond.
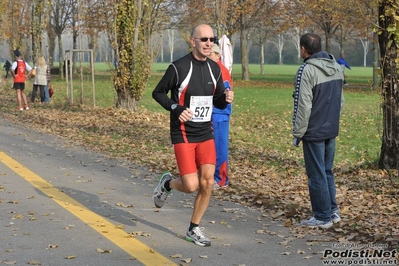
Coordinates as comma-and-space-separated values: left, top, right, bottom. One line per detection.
145, 63, 381, 166
2, 62, 380, 166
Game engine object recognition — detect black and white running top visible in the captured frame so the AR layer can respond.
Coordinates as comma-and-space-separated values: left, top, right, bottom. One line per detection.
152, 52, 228, 144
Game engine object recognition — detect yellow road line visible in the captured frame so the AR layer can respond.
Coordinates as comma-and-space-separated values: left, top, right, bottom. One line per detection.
0, 150, 176, 266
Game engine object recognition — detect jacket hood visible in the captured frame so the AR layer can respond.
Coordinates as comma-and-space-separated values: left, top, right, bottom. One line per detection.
305, 51, 340, 77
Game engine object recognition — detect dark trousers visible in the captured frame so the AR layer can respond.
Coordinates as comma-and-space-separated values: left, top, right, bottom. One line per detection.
31, 85, 46, 103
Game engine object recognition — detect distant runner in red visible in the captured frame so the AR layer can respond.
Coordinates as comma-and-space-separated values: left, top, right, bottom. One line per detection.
11, 49, 33, 111
152, 24, 234, 247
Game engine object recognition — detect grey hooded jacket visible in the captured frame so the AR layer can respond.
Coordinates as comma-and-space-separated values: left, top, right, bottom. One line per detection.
292, 51, 345, 142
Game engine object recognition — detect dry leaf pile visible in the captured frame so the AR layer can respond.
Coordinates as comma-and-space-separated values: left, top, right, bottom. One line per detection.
1, 104, 398, 250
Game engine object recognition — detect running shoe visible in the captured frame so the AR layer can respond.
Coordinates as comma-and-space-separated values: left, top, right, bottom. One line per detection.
24, 104, 29, 110
331, 213, 341, 223
185, 227, 211, 247
213, 182, 228, 190
152, 172, 172, 208
301, 217, 333, 229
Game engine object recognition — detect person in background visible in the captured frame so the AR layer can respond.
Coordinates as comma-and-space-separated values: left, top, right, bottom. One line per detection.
337, 53, 351, 85
11, 49, 33, 111
32, 56, 50, 104
152, 24, 234, 247
208, 44, 233, 189
292, 33, 344, 229
4, 60, 11, 78
43, 59, 51, 103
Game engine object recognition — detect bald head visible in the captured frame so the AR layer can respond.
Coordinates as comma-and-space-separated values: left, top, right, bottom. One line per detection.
191, 24, 213, 38
190, 24, 215, 61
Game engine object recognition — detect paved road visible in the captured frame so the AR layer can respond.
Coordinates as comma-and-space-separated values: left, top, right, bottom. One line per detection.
0, 116, 352, 266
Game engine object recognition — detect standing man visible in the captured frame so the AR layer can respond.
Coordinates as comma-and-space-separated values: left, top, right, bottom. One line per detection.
4, 60, 11, 78
292, 33, 344, 229
152, 24, 234, 246
337, 53, 351, 85
11, 49, 33, 111
208, 44, 233, 188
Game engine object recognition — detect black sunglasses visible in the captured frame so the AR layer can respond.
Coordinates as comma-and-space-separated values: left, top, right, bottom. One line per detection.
194, 37, 215, 43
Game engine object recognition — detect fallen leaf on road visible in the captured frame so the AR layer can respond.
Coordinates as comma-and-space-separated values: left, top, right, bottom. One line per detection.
28, 260, 41, 265
284, 219, 292, 227
97, 248, 112, 253
278, 240, 289, 246
12, 214, 23, 219
116, 202, 133, 208
129, 231, 151, 236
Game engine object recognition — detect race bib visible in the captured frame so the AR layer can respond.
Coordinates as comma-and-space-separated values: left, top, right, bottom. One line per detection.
189, 96, 213, 122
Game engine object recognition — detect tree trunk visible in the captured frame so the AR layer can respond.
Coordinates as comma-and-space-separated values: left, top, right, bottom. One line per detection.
115, 88, 139, 111
31, 4, 37, 64
325, 29, 332, 53
372, 30, 379, 90
58, 33, 64, 79
241, 27, 250, 81
260, 43, 264, 76
378, 0, 399, 170
47, 18, 56, 67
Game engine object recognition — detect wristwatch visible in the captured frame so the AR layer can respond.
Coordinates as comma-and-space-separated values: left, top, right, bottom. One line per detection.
171, 104, 178, 110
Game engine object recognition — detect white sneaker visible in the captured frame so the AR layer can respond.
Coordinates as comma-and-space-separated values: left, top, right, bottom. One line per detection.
185, 227, 211, 247
152, 172, 172, 208
301, 217, 333, 229
331, 213, 341, 223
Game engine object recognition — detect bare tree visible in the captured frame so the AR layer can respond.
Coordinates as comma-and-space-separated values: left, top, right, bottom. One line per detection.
4, 2, 32, 57
268, 33, 285, 65
31, 0, 46, 64
48, 0, 74, 78
165, 29, 177, 62
358, 32, 371, 67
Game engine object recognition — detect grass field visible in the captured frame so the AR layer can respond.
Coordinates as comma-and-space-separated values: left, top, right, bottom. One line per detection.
145, 64, 382, 167
0, 62, 382, 166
